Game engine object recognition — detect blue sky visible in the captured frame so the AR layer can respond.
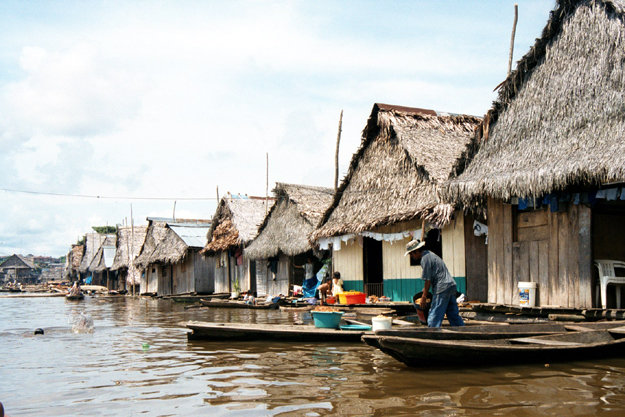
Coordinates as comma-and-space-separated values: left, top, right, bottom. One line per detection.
0, 1, 555, 256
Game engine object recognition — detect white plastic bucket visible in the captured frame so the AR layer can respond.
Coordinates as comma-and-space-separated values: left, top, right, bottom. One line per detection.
518, 282, 537, 307
371, 316, 393, 332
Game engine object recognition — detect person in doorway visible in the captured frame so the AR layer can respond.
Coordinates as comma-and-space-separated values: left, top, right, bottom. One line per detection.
405, 239, 464, 327
331, 271, 344, 297
294, 257, 315, 281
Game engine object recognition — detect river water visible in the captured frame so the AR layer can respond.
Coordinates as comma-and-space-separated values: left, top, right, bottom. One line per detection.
2, 296, 625, 416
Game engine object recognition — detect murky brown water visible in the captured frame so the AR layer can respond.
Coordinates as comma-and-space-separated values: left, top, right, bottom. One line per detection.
2, 296, 625, 416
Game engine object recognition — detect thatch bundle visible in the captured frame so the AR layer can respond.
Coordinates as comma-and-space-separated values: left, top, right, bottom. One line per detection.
446, 0, 625, 205
202, 197, 273, 254
111, 226, 148, 271
69, 245, 84, 270
134, 220, 169, 269
245, 183, 334, 259
311, 103, 480, 240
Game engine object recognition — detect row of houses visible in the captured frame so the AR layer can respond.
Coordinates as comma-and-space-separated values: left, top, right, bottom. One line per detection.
63, 0, 625, 309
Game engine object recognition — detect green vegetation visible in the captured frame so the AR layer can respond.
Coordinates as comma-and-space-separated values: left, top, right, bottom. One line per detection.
92, 226, 117, 234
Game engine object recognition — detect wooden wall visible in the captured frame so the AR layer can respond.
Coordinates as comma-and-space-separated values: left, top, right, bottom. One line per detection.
333, 239, 363, 285
487, 198, 592, 308
214, 251, 229, 293
194, 252, 214, 294
464, 214, 488, 301
254, 255, 291, 297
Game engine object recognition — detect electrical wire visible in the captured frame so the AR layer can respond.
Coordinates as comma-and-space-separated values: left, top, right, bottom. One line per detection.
0, 187, 217, 201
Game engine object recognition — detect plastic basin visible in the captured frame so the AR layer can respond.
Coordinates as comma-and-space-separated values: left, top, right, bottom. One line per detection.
312, 311, 344, 329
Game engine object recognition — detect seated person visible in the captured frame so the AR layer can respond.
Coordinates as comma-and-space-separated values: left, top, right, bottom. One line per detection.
331, 272, 344, 297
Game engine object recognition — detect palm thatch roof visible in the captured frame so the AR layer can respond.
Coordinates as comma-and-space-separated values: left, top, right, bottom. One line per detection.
110, 226, 148, 271
311, 103, 480, 240
79, 232, 107, 273
245, 183, 334, 259
90, 235, 116, 273
135, 218, 210, 269
202, 197, 274, 254
446, 0, 625, 205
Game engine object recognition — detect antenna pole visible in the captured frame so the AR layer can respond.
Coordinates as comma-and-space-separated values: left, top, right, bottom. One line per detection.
507, 4, 518, 76
334, 110, 343, 192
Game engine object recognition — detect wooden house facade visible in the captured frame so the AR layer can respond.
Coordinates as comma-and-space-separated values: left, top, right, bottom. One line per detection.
89, 235, 117, 288
311, 103, 484, 302
78, 232, 108, 284
135, 218, 213, 296
245, 183, 334, 296
0, 254, 38, 284
201, 196, 273, 295
446, 0, 625, 308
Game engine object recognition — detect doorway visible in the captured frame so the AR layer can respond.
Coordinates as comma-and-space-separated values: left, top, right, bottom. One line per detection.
363, 237, 383, 296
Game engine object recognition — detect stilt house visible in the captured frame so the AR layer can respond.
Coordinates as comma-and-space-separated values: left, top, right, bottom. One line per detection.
135, 218, 213, 296
78, 232, 107, 284
110, 225, 148, 292
446, 0, 625, 308
0, 254, 38, 284
311, 103, 483, 302
245, 183, 334, 296
89, 235, 117, 287
201, 196, 273, 295
64, 244, 84, 282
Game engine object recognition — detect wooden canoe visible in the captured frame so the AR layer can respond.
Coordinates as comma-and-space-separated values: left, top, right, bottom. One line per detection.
370, 327, 625, 367
279, 305, 314, 312
66, 293, 85, 301
186, 321, 373, 342
199, 299, 280, 310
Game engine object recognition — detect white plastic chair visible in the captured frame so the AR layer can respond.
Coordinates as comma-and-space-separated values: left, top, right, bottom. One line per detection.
594, 259, 625, 309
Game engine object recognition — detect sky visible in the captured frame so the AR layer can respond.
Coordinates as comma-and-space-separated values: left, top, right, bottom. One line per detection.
0, 0, 555, 257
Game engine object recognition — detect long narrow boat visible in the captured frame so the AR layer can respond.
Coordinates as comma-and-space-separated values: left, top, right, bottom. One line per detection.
362, 322, 625, 348
186, 321, 372, 342
199, 299, 280, 310
368, 326, 625, 367
66, 293, 85, 301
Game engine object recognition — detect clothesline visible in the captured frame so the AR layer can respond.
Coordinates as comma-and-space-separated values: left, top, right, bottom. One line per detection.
318, 229, 422, 251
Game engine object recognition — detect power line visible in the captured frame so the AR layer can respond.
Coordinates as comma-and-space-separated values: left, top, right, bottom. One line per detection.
0, 187, 217, 201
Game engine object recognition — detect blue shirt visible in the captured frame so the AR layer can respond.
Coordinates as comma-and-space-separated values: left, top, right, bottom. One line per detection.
420, 250, 456, 294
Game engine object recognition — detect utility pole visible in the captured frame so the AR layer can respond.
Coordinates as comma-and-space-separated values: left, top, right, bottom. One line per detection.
508, 4, 519, 76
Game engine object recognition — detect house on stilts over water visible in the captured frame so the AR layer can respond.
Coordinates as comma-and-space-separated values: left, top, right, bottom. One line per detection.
311, 103, 483, 302
135, 218, 213, 296
89, 234, 117, 288
201, 195, 273, 295
245, 183, 335, 297
110, 225, 148, 293
446, 0, 625, 309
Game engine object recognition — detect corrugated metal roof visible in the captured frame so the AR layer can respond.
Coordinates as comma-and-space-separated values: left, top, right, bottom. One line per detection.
103, 246, 116, 268
169, 224, 210, 248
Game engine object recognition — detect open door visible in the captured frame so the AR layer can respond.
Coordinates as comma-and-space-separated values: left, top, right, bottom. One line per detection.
363, 237, 383, 296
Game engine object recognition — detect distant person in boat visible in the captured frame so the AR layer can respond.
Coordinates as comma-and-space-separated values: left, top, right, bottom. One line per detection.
69, 281, 82, 297
331, 272, 344, 297
405, 239, 464, 327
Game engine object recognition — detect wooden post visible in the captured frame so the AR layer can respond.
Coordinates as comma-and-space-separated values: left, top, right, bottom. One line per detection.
508, 4, 518, 76
216, 185, 219, 202
130, 203, 135, 297
334, 110, 343, 192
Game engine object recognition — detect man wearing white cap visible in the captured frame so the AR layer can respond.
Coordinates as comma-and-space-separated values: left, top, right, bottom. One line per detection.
405, 239, 464, 327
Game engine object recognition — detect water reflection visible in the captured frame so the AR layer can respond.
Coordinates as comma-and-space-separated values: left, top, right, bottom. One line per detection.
1, 297, 625, 416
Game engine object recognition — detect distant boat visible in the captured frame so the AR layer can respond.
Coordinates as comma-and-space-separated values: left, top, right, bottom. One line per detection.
199, 298, 280, 310
66, 292, 84, 301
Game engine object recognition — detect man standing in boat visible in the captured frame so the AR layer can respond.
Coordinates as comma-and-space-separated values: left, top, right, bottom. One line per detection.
405, 239, 464, 327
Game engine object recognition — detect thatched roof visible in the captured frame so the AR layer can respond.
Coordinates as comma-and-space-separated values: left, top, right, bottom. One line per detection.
79, 232, 107, 273
245, 183, 334, 259
311, 103, 480, 240
134, 218, 210, 268
446, 0, 625, 205
111, 226, 147, 271
202, 197, 274, 254
90, 235, 116, 273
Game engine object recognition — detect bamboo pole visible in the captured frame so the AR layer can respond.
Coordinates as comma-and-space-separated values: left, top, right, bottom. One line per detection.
508, 4, 518, 76
131, 203, 135, 297
334, 110, 343, 192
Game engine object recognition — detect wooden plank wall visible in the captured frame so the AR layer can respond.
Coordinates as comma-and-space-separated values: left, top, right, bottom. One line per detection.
464, 214, 488, 301
488, 199, 592, 308
332, 239, 363, 284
